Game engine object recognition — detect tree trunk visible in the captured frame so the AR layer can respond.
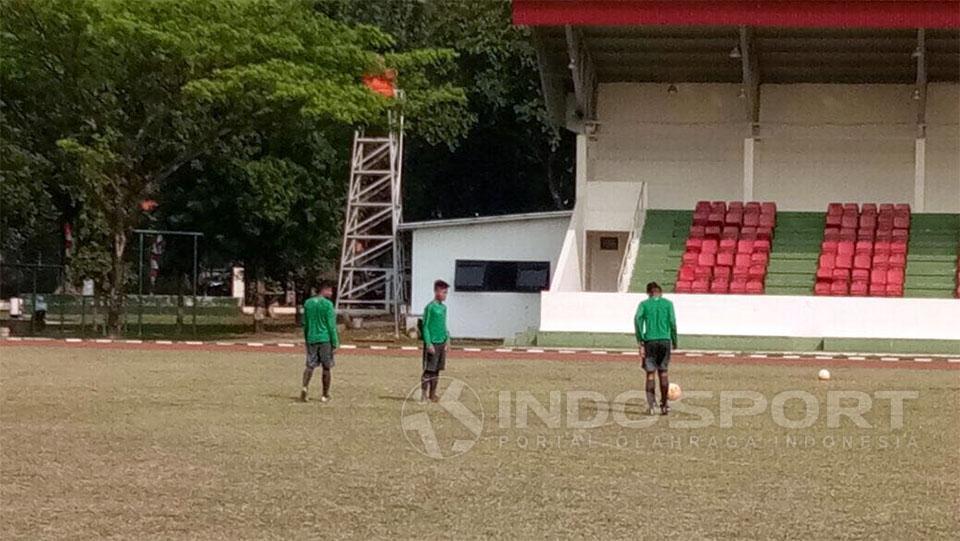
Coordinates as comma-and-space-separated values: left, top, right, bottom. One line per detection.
106, 230, 127, 337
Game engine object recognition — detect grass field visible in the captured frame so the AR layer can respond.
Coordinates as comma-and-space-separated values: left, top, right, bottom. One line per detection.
2, 345, 958, 539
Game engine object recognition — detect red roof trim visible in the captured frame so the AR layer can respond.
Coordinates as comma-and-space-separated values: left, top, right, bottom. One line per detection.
513, 1, 960, 29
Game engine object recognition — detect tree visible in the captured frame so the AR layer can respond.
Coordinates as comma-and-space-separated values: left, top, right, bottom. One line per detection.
1, 0, 470, 334
317, 0, 575, 221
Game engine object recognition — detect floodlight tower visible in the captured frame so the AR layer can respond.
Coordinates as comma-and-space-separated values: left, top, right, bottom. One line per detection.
336, 71, 405, 335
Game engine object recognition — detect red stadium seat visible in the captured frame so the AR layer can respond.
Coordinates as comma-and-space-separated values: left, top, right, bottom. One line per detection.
748, 265, 766, 280
886, 284, 903, 296
754, 239, 771, 253
737, 239, 754, 253
836, 254, 853, 269
853, 254, 872, 269
750, 252, 768, 265
832, 268, 850, 281
869, 284, 886, 297
823, 228, 840, 241
859, 214, 877, 230
861, 203, 878, 215
839, 228, 857, 241
757, 226, 773, 240
710, 279, 730, 294
695, 266, 713, 280
850, 280, 869, 296
816, 267, 833, 280
705, 226, 721, 238
819, 253, 836, 270
691, 279, 710, 293
708, 212, 724, 225
855, 240, 873, 254
725, 212, 742, 226
729, 279, 747, 294
701, 239, 719, 253
830, 281, 849, 296
743, 213, 759, 228
686, 238, 703, 251
740, 227, 757, 240
872, 253, 889, 266
745, 280, 764, 294
689, 226, 706, 238
675, 281, 692, 293
682, 251, 699, 265
890, 240, 907, 254
852, 268, 869, 281
843, 203, 859, 213
886, 268, 904, 285
821, 240, 838, 253
837, 241, 855, 256
677, 266, 696, 282
719, 238, 737, 252
695, 201, 711, 212
841, 213, 858, 229
735, 253, 752, 268
761, 202, 777, 214
870, 265, 888, 285
814, 281, 831, 295
826, 213, 842, 227
758, 214, 775, 228
889, 253, 906, 267
717, 252, 735, 267
714, 266, 732, 281
827, 203, 843, 216
732, 266, 750, 280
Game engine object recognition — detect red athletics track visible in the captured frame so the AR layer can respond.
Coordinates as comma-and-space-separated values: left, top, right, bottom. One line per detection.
2, 338, 958, 371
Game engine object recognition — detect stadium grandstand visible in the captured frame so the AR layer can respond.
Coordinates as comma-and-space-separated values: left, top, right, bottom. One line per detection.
459, 0, 960, 353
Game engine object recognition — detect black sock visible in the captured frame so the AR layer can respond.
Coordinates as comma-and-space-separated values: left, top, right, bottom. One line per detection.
645, 376, 656, 408
429, 371, 439, 397
659, 371, 669, 407
321, 368, 331, 397
302, 368, 313, 389
421, 371, 430, 396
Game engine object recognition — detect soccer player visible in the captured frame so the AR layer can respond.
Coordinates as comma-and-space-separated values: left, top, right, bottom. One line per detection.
634, 281, 678, 415
420, 279, 450, 403
300, 281, 339, 403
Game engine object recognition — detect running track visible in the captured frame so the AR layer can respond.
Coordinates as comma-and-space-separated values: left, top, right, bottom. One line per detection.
2, 337, 958, 370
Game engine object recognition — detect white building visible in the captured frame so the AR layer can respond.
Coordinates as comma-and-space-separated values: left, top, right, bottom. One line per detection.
402, 2, 960, 352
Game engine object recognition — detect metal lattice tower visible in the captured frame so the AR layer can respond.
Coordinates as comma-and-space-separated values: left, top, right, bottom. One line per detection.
336, 109, 405, 330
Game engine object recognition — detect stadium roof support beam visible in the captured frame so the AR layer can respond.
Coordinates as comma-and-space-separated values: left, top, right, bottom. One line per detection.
914, 29, 927, 138
738, 26, 760, 134
530, 27, 568, 127
565, 25, 598, 127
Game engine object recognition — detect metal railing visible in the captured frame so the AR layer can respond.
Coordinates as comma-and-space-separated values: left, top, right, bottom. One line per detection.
617, 182, 648, 293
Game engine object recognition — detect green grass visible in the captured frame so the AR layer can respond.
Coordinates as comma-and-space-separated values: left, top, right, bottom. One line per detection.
2, 346, 958, 539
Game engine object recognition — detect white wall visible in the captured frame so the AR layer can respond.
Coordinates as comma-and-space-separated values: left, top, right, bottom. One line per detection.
410, 216, 569, 339
591, 83, 745, 209
541, 292, 960, 341
590, 82, 960, 212
756, 84, 916, 210
925, 83, 960, 213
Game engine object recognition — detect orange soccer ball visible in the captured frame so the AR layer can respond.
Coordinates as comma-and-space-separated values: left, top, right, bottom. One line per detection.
667, 383, 682, 400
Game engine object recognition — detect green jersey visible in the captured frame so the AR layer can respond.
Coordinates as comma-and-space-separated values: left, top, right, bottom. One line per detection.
634, 296, 677, 346
421, 300, 448, 345
303, 296, 339, 347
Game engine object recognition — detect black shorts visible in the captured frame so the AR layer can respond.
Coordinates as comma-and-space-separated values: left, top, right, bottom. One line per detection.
305, 342, 335, 369
422, 343, 447, 372
643, 340, 672, 372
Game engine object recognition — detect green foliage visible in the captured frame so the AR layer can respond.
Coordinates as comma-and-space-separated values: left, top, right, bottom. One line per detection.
317, 0, 574, 220
1, 0, 470, 331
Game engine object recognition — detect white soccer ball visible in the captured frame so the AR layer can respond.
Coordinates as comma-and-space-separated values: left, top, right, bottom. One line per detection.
818, 369, 831, 381
667, 382, 682, 400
